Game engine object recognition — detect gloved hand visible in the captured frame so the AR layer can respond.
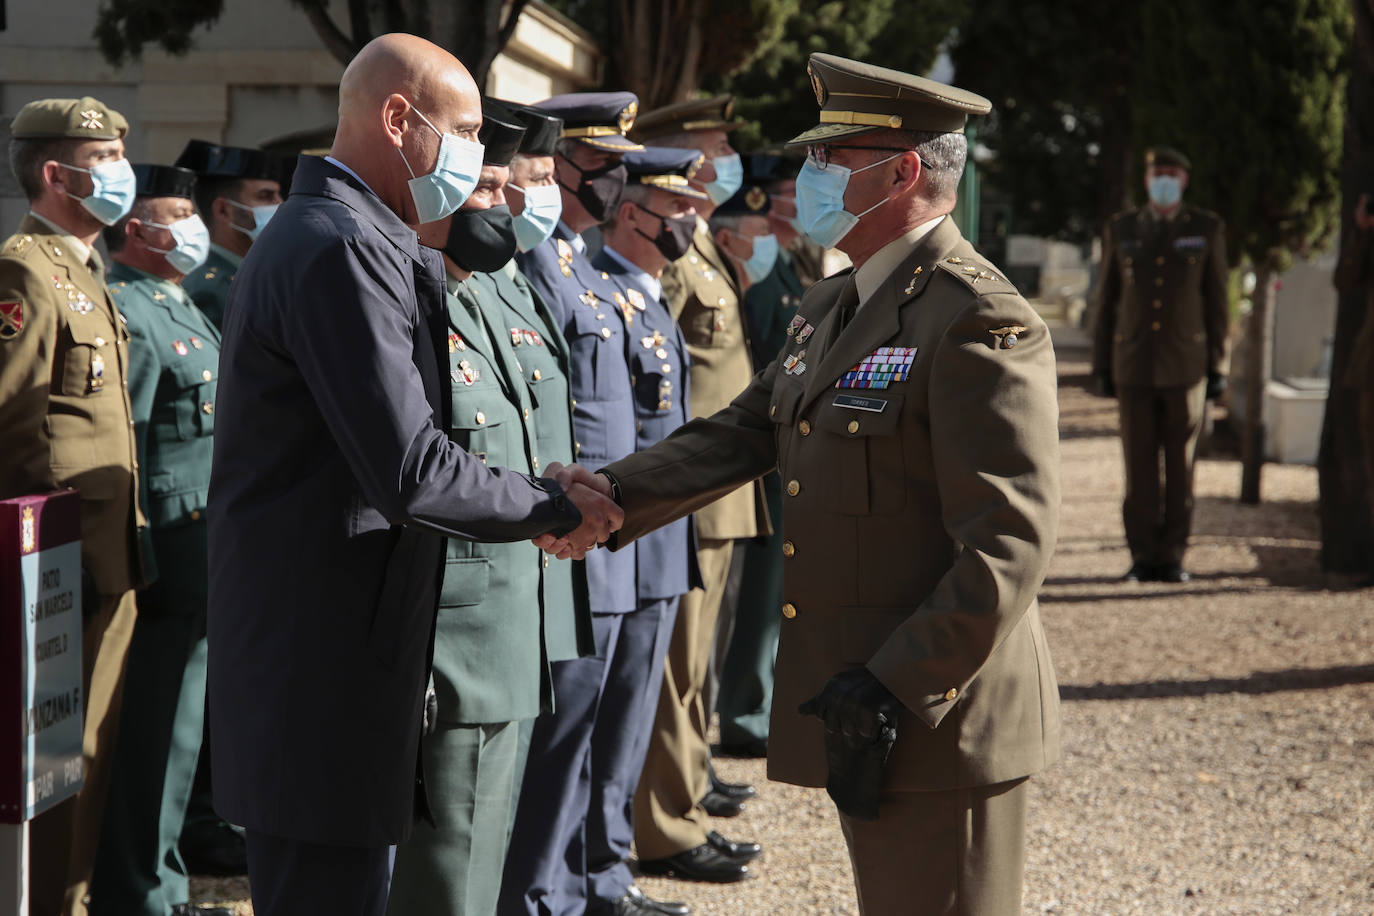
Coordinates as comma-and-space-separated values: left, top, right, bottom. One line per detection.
422, 683, 439, 737
798, 668, 900, 821
1205, 371, 1227, 400
1094, 370, 1116, 398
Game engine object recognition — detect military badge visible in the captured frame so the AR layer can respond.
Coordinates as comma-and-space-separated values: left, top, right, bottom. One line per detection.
809, 63, 827, 106
614, 291, 634, 327
450, 333, 466, 353
579, 289, 599, 308
524, 330, 539, 347
626, 288, 646, 311
655, 347, 668, 359
988, 326, 1027, 350
903, 265, 924, 295
745, 187, 767, 211
190, 336, 204, 349
713, 315, 727, 333
80, 108, 104, 130
0, 300, 23, 340
173, 340, 189, 356
453, 360, 480, 386
89, 353, 105, 392
836, 346, 917, 389
796, 322, 815, 345
557, 238, 574, 261
511, 328, 524, 347
618, 100, 638, 134
21, 506, 36, 554
786, 314, 806, 337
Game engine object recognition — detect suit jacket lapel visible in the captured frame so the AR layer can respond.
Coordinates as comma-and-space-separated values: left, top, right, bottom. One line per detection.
799, 219, 960, 411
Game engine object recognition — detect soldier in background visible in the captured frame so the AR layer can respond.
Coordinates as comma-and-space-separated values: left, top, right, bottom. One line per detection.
0, 95, 146, 916
176, 140, 288, 332
626, 95, 764, 882
1091, 146, 1230, 583
89, 164, 228, 916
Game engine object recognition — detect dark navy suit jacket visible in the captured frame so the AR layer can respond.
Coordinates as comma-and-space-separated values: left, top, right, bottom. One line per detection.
207, 156, 579, 847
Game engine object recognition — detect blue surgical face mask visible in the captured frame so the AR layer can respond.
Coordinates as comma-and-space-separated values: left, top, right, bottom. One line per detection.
794, 153, 901, 248
398, 103, 485, 223
1147, 175, 1183, 208
145, 213, 211, 274
741, 233, 779, 283
507, 181, 563, 252
226, 198, 279, 242
704, 153, 743, 205
60, 158, 137, 226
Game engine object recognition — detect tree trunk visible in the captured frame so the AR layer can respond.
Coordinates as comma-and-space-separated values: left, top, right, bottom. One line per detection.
1318, 0, 1374, 573
1240, 265, 1276, 504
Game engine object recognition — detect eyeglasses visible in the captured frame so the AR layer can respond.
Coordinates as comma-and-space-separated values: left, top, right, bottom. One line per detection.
805, 143, 930, 171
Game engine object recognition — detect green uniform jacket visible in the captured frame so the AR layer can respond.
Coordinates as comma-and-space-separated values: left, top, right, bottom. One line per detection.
0, 215, 145, 594
181, 245, 241, 332
744, 249, 805, 369
1091, 206, 1230, 387
606, 217, 1062, 792
660, 220, 766, 540
435, 277, 551, 724
470, 263, 593, 662
108, 263, 220, 590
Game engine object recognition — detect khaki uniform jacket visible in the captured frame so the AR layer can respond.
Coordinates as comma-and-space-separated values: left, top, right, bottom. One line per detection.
606, 218, 1062, 791
0, 215, 144, 595
1091, 206, 1230, 388
660, 221, 766, 540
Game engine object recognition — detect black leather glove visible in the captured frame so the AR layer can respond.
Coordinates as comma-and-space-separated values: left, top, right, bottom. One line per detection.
422, 683, 439, 737
798, 668, 900, 821
1206, 371, 1227, 400
1094, 370, 1116, 398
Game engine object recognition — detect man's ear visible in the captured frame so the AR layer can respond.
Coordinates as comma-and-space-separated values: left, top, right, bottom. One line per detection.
42, 160, 70, 195
713, 226, 733, 252
382, 93, 409, 149
895, 151, 923, 194
213, 197, 233, 227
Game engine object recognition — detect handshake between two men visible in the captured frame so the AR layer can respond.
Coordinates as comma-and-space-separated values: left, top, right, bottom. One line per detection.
538, 462, 621, 559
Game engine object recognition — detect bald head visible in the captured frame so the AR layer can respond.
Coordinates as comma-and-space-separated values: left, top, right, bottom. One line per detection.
332, 33, 483, 225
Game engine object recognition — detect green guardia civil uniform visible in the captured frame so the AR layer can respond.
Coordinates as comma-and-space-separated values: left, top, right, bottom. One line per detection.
0, 96, 146, 916
91, 260, 220, 916
718, 246, 807, 751
387, 274, 552, 916
180, 244, 241, 332
606, 55, 1063, 915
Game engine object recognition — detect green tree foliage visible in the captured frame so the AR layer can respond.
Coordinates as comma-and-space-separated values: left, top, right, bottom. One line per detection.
94, 0, 531, 86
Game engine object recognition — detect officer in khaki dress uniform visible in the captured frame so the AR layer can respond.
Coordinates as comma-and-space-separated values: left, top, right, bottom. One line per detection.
89, 165, 230, 916
176, 140, 288, 332
625, 96, 768, 878
544, 54, 1063, 915
1091, 146, 1230, 583
0, 96, 146, 916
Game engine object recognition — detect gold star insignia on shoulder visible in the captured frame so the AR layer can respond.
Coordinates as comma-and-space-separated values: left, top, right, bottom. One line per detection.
8, 235, 34, 255
946, 256, 963, 264
989, 325, 1028, 349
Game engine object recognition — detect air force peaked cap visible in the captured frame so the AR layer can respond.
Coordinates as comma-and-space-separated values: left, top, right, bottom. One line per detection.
622, 147, 708, 200
531, 91, 643, 152
787, 52, 992, 146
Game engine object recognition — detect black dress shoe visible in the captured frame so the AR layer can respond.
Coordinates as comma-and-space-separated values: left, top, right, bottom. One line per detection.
172, 905, 234, 916
708, 765, 757, 800
706, 830, 762, 862
179, 820, 248, 876
1122, 562, 1155, 582
638, 843, 751, 882
699, 790, 743, 817
1157, 563, 1190, 583
594, 885, 691, 915
713, 739, 768, 758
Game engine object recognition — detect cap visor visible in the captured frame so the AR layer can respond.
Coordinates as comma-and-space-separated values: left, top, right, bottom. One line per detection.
578, 135, 644, 152
666, 186, 710, 201
784, 123, 882, 147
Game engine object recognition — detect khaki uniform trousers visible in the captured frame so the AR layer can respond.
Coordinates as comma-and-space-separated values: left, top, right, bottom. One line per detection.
29, 589, 138, 916
633, 537, 733, 858
838, 778, 1029, 916
1117, 381, 1207, 566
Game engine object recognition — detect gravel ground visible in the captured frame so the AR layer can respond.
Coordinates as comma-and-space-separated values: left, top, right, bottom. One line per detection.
193, 344, 1374, 915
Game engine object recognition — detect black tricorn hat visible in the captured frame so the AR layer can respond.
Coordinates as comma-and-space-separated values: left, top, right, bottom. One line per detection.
132, 164, 197, 200
502, 102, 563, 157
175, 139, 290, 185
480, 98, 528, 168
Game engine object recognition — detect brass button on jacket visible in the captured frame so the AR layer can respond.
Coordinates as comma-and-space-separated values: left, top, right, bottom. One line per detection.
786, 479, 800, 496
781, 539, 795, 557
781, 602, 797, 619
798, 419, 811, 436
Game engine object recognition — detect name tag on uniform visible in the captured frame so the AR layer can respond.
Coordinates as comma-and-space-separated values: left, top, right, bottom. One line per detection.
833, 394, 888, 412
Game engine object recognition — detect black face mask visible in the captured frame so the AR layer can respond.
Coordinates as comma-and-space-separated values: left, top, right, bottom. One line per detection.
445, 205, 518, 273
634, 204, 696, 261
560, 159, 628, 223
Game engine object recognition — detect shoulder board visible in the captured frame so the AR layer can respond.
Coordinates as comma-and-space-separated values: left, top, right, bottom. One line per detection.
934, 257, 1018, 295
2, 233, 37, 257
